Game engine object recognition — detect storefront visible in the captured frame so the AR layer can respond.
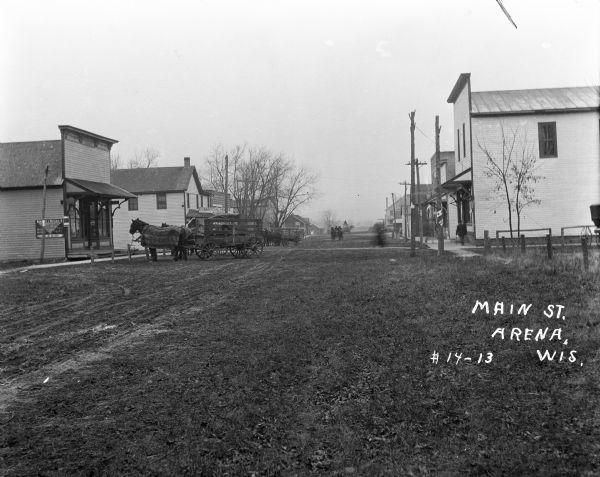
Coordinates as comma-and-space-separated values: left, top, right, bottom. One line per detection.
0, 125, 134, 261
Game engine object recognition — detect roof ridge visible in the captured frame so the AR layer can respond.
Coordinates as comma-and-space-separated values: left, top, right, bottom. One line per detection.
473, 85, 599, 95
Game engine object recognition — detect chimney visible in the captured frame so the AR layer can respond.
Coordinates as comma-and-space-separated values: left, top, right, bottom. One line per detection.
184, 157, 190, 167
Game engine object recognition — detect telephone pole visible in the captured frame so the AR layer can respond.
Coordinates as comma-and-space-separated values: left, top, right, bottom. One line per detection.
224, 154, 229, 213
435, 115, 444, 255
399, 181, 409, 239
415, 159, 427, 247
391, 193, 397, 238
409, 111, 416, 257
405, 159, 427, 247
40, 165, 49, 264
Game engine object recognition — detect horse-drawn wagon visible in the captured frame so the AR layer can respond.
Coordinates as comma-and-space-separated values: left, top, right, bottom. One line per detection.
130, 216, 264, 261
190, 216, 264, 260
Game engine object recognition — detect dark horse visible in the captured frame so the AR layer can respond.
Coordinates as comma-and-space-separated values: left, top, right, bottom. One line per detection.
129, 218, 192, 261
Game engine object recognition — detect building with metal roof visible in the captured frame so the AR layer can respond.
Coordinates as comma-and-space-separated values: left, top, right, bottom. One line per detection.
443, 73, 600, 244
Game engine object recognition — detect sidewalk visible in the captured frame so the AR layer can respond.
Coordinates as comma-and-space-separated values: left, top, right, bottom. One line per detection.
424, 238, 482, 258
0, 253, 146, 275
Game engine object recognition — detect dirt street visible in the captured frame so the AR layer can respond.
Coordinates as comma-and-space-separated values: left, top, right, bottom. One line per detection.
1, 233, 599, 475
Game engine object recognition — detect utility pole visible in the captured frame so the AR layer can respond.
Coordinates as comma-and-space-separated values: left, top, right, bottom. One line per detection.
399, 181, 408, 239
224, 154, 229, 213
435, 115, 444, 255
409, 111, 416, 257
405, 159, 427, 248
391, 193, 397, 239
40, 165, 49, 264
415, 159, 427, 248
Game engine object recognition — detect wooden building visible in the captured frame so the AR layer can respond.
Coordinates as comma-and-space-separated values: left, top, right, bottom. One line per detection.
446, 73, 600, 242
110, 157, 212, 250
0, 126, 134, 261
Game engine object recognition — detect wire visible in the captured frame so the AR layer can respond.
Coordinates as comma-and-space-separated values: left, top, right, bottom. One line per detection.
415, 125, 435, 145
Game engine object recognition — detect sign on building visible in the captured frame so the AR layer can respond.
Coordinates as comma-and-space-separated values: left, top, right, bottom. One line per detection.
35, 218, 67, 239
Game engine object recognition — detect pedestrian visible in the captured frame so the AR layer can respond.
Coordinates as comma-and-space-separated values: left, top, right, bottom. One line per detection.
456, 222, 467, 245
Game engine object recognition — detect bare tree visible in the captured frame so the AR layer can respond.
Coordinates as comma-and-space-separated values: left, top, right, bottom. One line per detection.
477, 124, 543, 240
128, 147, 160, 168
110, 153, 123, 171
202, 144, 318, 226
321, 209, 337, 229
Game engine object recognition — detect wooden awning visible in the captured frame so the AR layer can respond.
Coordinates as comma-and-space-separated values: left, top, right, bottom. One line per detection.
440, 168, 472, 192
65, 178, 136, 199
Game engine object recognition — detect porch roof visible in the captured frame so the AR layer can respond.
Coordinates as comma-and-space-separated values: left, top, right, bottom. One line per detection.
65, 178, 136, 199
440, 168, 472, 192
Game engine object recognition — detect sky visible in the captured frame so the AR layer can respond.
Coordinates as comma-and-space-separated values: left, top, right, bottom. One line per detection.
1, 0, 599, 226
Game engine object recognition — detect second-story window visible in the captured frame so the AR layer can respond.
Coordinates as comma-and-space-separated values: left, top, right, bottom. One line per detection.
538, 122, 557, 158
462, 123, 466, 158
457, 129, 461, 161
128, 197, 138, 211
156, 193, 167, 209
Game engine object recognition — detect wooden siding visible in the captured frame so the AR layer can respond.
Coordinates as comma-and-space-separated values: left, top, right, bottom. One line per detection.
447, 82, 473, 238
63, 138, 111, 183
0, 188, 65, 261
472, 111, 600, 238
112, 192, 187, 250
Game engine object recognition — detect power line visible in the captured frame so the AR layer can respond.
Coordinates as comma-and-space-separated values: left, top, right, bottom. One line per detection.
415, 124, 435, 145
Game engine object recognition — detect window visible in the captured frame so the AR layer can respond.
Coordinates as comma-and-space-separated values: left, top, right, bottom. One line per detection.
156, 193, 167, 209
538, 122, 557, 158
196, 194, 199, 208
128, 197, 138, 211
186, 193, 190, 208
462, 123, 466, 158
457, 129, 461, 161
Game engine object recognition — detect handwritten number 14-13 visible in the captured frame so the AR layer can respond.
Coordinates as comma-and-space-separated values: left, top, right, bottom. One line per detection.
447, 352, 493, 364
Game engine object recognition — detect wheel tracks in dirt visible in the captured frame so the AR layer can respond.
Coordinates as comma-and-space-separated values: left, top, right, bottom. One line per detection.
0, 261, 239, 342
0, 257, 279, 415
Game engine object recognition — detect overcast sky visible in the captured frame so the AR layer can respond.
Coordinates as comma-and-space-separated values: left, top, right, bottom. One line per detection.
2, 0, 599, 225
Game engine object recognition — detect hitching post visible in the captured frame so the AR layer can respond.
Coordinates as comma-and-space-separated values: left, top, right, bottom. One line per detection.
582, 238, 589, 271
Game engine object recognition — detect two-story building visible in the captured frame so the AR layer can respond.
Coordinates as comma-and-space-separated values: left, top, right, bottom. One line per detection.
0, 125, 135, 261
445, 73, 600, 242
110, 157, 212, 250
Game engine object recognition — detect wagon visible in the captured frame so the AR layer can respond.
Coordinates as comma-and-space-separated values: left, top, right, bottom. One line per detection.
190, 217, 264, 260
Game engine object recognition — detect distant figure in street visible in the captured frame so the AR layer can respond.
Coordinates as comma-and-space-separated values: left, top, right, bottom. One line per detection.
330, 227, 335, 240
373, 223, 386, 247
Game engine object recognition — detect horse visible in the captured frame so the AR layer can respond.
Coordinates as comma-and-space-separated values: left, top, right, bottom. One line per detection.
129, 218, 192, 261
263, 229, 282, 246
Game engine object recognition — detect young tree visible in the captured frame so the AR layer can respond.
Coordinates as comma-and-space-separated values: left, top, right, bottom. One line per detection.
477, 124, 543, 240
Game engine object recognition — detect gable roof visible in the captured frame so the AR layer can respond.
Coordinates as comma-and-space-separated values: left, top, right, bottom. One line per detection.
447, 73, 471, 103
471, 86, 599, 116
111, 166, 203, 194
0, 140, 63, 189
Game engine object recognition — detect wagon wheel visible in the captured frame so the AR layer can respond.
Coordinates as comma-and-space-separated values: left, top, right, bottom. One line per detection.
196, 243, 215, 260
249, 240, 264, 257
230, 245, 247, 259
196, 246, 211, 260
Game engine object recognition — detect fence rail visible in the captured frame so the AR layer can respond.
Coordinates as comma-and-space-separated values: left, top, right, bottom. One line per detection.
495, 228, 552, 240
